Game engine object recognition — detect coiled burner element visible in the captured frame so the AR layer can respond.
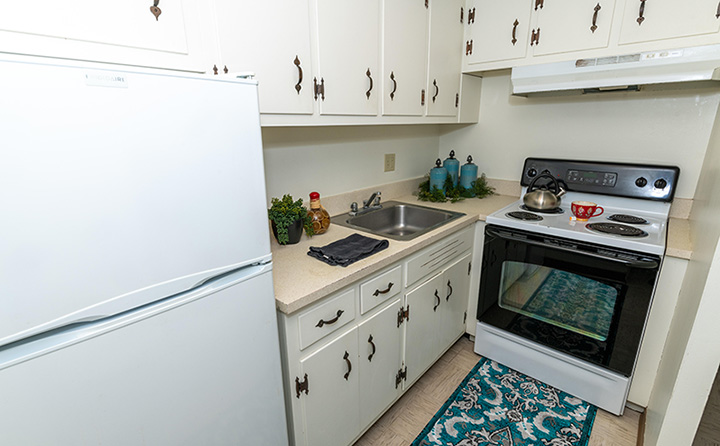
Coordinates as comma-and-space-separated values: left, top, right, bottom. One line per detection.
586, 222, 648, 237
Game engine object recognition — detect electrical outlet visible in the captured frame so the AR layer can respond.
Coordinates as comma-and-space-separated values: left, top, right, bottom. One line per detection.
384, 153, 396, 172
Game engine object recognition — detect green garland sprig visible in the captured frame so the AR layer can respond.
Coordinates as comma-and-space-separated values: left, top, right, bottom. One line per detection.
417, 173, 494, 203
268, 194, 314, 244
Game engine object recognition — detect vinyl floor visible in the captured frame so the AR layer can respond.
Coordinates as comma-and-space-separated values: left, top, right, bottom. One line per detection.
354, 336, 641, 446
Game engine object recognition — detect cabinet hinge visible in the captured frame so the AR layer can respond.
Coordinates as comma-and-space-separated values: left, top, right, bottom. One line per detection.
212, 64, 219, 75
395, 365, 408, 389
530, 28, 541, 46
313, 77, 325, 101
455, 93, 459, 108
535, 0, 544, 10
465, 40, 473, 56
463, 311, 467, 324
397, 305, 410, 327
295, 374, 309, 398
460, 7, 464, 23
468, 7, 476, 24
421, 89, 425, 106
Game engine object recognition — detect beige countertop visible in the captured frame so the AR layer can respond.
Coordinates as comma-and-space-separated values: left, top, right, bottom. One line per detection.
271, 193, 692, 315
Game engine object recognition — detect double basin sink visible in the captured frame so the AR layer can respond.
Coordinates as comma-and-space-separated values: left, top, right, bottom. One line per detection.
333, 201, 465, 241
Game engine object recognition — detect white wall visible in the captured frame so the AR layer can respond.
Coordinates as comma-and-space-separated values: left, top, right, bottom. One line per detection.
261, 125, 440, 204
438, 70, 720, 199
646, 100, 720, 446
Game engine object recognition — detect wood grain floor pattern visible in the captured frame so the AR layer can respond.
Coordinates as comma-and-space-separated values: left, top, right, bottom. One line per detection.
354, 336, 640, 446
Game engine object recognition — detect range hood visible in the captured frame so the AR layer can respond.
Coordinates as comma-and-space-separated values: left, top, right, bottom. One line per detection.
511, 44, 720, 96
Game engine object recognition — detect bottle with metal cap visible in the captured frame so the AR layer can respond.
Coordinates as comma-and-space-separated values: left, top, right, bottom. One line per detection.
443, 150, 460, 187
459, 155, 478, 191
429, 159, 447, 193
307, 192, 331, 234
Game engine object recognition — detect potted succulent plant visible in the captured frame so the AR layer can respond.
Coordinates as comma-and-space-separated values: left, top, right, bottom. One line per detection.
268, 194, 314, 245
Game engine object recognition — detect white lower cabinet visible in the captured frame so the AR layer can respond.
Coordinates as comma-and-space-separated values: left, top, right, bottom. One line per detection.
278, 226, 474, 446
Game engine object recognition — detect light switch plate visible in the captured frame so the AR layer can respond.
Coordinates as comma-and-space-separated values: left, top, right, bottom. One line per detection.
384, 153, 396, 172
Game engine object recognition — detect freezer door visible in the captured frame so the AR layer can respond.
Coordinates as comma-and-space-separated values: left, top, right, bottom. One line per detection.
0, 56, 272, 345
0, 268, 288, 446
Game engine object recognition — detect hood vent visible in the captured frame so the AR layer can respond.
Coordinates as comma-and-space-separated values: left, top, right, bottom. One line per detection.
512, 44, 720, 96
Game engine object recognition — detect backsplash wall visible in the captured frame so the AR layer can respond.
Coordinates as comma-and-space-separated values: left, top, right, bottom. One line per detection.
261, 125, 440, 206
438, 70, 720, 199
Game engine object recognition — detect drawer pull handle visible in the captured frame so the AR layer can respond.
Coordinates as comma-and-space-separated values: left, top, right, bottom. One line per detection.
446, 280, 453, 301
590, 3, 602, 33
294, 56, 303, 94
150, 0, 162, 20
716, 1, 720, 18
343, 351, 352, 380
316, 309, 344, 328
434, 290, 441, 312
373, 282, 394, 296
511, 19, 519, 45
368, 335, 376, 362
637, 0, 646, 25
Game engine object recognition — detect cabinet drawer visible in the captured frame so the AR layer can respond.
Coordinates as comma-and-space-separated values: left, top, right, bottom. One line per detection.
298, 288, 356, 350
405, 227, 473, 288
360, 266, 402, 314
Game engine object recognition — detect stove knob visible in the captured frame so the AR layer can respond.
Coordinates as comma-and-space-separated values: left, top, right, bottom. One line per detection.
654, 178, 668, 190
527, 168, 537, 178
635, 177, 648, 188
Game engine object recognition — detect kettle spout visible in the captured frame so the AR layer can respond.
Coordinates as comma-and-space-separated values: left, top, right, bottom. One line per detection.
557, 187, 567, 198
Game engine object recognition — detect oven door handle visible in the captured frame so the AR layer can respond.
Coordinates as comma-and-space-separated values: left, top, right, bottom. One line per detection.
486, 228, 659, 269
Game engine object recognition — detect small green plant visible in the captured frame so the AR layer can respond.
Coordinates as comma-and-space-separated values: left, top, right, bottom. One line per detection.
268, 194, 314, 244
417, 173, 494, 203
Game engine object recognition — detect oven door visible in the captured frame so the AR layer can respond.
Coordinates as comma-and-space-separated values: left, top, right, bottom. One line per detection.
477, 224, 661, 377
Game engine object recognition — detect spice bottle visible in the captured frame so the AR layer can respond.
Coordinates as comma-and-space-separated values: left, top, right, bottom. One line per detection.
308, 192, 331, 235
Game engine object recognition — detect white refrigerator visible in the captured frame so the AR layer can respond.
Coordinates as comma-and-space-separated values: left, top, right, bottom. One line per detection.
0, 55, 289, 445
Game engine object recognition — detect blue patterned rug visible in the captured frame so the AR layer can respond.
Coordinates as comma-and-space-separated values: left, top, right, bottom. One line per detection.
411, 356, 597, 446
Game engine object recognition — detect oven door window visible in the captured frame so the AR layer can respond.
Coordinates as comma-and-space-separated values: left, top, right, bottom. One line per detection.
499, 261, 618, 341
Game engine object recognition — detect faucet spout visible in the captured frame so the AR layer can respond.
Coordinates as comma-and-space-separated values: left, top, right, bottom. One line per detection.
364, 191, 382, 209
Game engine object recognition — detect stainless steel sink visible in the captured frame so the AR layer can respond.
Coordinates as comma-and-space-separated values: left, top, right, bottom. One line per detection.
333, 201, 465, 241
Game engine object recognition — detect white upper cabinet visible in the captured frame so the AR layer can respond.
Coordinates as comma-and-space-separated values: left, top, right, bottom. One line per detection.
382, 0, 430, 116
427, 0, 464, 117
618, 0, 720, 45
0, 0, 211, 72
213, 0, 314, 115
532, 0, 617, 56
465, 0, 534, 65
314, 0, 380, 116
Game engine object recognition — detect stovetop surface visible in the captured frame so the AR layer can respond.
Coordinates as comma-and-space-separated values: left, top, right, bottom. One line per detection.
487, 191, 670, 255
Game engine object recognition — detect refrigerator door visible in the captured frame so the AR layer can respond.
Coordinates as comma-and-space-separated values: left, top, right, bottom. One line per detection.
0, 265, 289, 445
0, 56, 272, 345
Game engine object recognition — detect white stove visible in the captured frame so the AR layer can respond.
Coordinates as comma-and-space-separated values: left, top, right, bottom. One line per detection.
487, 190, 671, 255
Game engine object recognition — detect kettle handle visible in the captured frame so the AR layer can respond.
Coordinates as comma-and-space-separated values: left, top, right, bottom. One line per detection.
527, 173, 561, 194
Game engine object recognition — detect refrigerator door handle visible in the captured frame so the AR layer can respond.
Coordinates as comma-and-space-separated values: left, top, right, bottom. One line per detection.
0, 262, 273, 371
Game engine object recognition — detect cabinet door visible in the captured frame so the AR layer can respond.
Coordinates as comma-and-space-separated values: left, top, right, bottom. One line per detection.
619, 0, 720, 45
0, 0, 210, 72
465, 0, 533, 65
357, 298, 403, 428
315, 0, 380, 116
382, 0, 429, 116
299, 327, 360, 446
404, 272, 445, 386
439, 253, 472, 349
427, 0, 464, 117
532, 0, 616, 57
214, 0, 314, 115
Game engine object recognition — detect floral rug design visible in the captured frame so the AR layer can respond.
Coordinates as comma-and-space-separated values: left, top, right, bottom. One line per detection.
411, 356, 597, 446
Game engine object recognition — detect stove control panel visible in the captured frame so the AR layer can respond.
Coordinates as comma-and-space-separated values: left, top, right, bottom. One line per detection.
521, 158, 680, 202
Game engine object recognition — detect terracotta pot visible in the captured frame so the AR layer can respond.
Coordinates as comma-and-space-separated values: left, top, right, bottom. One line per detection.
271, 218, 303, 245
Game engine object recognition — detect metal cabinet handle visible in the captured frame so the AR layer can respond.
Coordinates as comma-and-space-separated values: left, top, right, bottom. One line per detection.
446, 280, 453, 301
433, 290, 440, 312
316, 309, 344, 328
716, 1, 720, 18
512, 19, 519, 45
432, 79, 439, 103
368, 335, 376, 362
637, 0, 646, 25
366, 68, 373, 99
343, 351, 352, 380
294, 56, 303, 94
535, 0, 544, 10
373, 282, 394, 296
390, 72, 397, 100
150, 0, 162, 20
591, 3, 602, 33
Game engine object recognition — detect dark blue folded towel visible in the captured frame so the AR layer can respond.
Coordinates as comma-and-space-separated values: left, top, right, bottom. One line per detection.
307, 233, 389, 267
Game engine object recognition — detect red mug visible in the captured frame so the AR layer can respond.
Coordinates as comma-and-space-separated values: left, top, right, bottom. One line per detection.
571, 201, 604, 221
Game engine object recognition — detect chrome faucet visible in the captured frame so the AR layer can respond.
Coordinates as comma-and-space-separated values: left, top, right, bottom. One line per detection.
349, 191, 382, 216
